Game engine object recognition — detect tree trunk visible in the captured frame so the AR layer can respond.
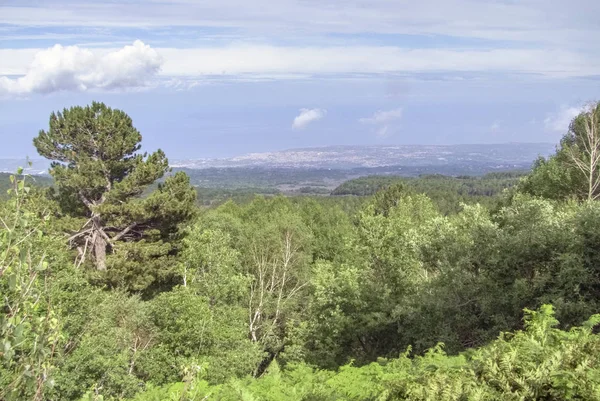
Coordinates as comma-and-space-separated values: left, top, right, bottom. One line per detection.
92, 216, 107, 271
93, 232, 107, 271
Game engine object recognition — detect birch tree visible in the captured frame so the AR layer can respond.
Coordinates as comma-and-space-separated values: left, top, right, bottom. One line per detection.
239, 202, 312, 375
564, 102, 600, 201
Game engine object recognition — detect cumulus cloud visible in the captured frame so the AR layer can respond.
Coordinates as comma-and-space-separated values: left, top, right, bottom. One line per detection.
0, 40, 162, 96
544, 105, 586, 133
292, 108, 327, 130
359, 107, 403, 124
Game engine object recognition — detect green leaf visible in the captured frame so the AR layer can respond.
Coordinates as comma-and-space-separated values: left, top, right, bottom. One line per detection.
8, 273, 17, 291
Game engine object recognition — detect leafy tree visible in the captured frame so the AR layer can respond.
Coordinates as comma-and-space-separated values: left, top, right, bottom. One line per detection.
194, 197, 314, 375
299, 188, 442, 366
516, 155, 580, 201
33, 102, 196, 291
140, 287, 261, 385
519, 101, 600, 201
239, 198, 313, 375
53, 291, 154, 400
295, 198, 354, 263
564, 102, 600, 200
179, 227, 247, 302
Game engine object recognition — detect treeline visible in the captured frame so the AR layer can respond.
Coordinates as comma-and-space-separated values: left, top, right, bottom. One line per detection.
2, 102, 600, 400
331, 172, 527, 214
332, 171, 527, 197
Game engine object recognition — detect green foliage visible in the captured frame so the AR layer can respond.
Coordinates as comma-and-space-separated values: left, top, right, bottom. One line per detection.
332, 173, 523, 214
0, 171, 61, 400
131, 305, 600, 401
52, 291, 153, 399
517, 155, 580, 201
0, 173, 52, 200
142, 287, 261, 385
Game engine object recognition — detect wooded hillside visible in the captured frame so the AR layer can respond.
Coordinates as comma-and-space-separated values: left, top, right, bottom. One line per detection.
2, 102, 600, 401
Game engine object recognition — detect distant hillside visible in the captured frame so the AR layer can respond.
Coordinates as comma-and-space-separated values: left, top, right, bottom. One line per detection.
332, 171, 527, 196
178, 162, 533, 193
0, 173, 53, 199
330, 172, 526, 214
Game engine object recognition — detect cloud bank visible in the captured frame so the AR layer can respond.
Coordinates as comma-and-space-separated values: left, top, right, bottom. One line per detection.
3, 46, 597, 82
2, 0, 599, 51
0, 40, 162, 96
292, 108, 327, 130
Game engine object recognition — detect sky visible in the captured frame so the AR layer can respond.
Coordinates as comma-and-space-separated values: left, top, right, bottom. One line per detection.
0, 0, 599, 159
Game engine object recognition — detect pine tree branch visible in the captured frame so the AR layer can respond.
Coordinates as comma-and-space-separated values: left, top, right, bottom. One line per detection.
66, 229, 93, 244
78, 192, 94, 210
111, 223, 137, 243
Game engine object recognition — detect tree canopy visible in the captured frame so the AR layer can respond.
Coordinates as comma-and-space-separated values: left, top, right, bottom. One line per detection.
33, 102, 196, 291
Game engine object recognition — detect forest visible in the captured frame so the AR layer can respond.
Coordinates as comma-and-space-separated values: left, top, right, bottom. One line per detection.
2, 101, 600, 400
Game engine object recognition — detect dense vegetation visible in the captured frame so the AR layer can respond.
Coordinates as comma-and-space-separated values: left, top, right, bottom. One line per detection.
1, 170, 521, 212
331, 172, 526, 214
2, 102, 600, 400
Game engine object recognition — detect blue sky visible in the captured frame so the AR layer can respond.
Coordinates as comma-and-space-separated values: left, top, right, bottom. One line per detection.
0, 0, 599, 159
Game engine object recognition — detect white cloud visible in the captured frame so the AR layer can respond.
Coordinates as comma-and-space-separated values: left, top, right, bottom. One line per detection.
2, 45, 598, 83
0, 40, 162, 96
359, 107, 403, 124
292, 108, 327, 130
544, 105, 586, 133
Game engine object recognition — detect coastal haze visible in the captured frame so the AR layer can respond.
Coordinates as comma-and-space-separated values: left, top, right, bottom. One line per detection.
172, 143, 555, 169
2, 143, 554, 175
2, 143, 554, 194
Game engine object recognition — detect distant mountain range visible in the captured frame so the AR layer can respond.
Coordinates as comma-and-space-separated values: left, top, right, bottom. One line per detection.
1, 143, 555, 174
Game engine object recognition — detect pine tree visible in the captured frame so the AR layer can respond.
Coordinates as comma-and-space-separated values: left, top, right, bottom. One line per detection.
33, 102, 196, 290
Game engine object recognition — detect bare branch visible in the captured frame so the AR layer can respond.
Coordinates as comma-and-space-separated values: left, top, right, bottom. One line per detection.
111, 223, 137, 243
